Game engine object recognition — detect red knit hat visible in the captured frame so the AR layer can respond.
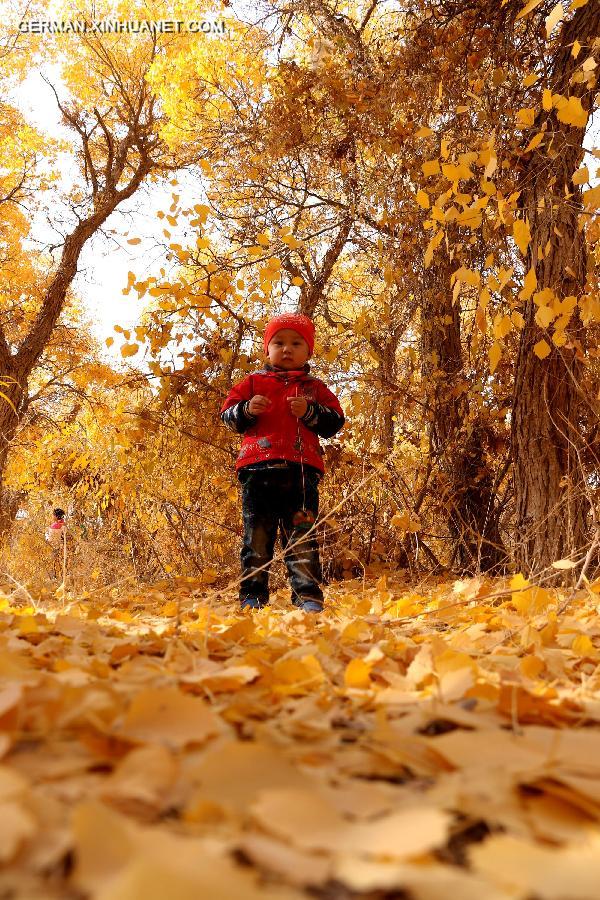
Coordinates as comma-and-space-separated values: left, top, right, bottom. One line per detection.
263, 313, 315, 356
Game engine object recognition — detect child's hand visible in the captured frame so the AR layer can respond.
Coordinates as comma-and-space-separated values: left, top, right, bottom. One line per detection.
288, 396, 309, 418
248, 394, 271, 415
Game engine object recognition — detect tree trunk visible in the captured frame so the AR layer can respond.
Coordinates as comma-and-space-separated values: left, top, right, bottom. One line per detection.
0, 364, 28, 541
512, 3, 598, 574
421, 265, 506, 572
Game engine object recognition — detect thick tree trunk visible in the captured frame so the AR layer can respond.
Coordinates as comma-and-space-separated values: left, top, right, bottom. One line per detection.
512, 3, 598, 574
421, 267, 506, 572
0, 365, 28, 541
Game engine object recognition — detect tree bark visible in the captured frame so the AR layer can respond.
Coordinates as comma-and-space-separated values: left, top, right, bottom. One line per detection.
512, 3, 598, 574
421, 265, 506, 572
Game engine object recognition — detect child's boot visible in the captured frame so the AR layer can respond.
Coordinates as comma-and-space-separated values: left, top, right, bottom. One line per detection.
240, 597, 267, 611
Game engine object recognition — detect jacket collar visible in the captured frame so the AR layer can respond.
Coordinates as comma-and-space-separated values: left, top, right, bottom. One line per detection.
258, 363, 311, 377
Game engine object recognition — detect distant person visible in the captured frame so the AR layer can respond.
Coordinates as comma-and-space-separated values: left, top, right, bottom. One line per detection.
221, 314, 344, 613
45, 508, 66, 577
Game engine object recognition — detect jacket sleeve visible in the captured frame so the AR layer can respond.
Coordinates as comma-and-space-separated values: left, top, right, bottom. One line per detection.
220, 376, 257, 434
300, 381, 345, 439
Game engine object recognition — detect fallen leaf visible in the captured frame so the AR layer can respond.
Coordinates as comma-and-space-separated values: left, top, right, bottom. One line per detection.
115, 687, 224, 748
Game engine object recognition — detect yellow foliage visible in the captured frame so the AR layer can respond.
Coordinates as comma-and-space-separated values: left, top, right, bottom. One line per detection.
555, 95, 588, 127
513, 218, 531, 255
533, 339, 551, 359
489, 341, 502, 374
344, 658, 372, 689
422, 159, 441, 177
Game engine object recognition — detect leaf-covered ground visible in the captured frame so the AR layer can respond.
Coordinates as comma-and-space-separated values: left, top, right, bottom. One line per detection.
1, 572, 600, 899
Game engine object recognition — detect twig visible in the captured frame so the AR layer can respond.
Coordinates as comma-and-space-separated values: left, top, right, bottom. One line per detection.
576, 529, 600, 590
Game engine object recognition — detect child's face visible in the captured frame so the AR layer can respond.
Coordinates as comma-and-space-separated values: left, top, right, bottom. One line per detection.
267, 329, 310, 369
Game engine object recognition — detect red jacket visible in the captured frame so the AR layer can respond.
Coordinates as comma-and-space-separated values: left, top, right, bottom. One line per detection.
220, 365, 344, 473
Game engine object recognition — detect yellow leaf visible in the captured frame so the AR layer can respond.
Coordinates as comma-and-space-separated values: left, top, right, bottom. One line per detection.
111, 610, 134, 623
572, 40, 581, 58
193, 203, 211, 220
121, 343, 139, 358
524, 132, 545, 152
510, 574, 552, 615
580, 295, 600, 324
422, 159, 441, 177
572, 166, 589, 185
533, 287, 554, 307
493, 314, 513, 339
18, 616, 38, 635
516, 0, 544, 19
452, 266, 480, 287
424, 229, 444, 268
520, 655, 545, 679
416, 190, 430, 209
551, 557, 577, 569
291, 276, 304, 286
201, 568, 218, 584
281, 233, 303, 249
545, 2, 563, 38
273, 655, 324, 694
415, 126, 433, 138
344, 658, 372, 689
519, 266, 537, 300
583, 184, 600, 209
516, 108, 536, 128
535, 305, 555, 328
256, 232, 271, 247
552, 330, 567, 346
105, 336, 114, 348
534, 339, 551, 359
442, 162, 474, 182
555, 95, 588, 127
489, 341, 502, 374
542, 89, 553, 111
127, 237, 141, 245
117, 687, 222, 748
435, 649, 476, 676
484, 152, 497, 179
572, 634, 594, 656
160, 601, 178, 617
391, 511, 409, 529
513, 218, 531, 255
523, 73, 539, 87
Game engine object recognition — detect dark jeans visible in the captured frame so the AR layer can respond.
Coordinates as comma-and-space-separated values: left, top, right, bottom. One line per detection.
238, 464, 323, 605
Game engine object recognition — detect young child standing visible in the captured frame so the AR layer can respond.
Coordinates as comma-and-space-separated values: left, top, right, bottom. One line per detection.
45, 507, 66, 578
221, 314, 344, 613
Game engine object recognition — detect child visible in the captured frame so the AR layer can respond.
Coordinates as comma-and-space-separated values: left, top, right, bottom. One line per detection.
45, 508, 66, 577
221, 313, 344, 613
45, 507, 66, 545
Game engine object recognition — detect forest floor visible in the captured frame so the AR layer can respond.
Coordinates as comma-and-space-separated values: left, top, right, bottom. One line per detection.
0, 569, 600, 898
